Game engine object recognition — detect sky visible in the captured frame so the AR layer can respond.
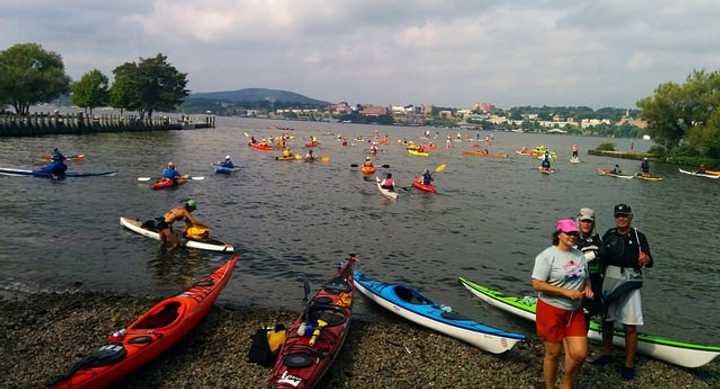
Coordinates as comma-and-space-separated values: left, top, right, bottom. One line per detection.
2, 0, 719, 108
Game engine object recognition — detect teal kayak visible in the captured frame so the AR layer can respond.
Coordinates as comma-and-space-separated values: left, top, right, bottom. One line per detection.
458, 276, 720, 368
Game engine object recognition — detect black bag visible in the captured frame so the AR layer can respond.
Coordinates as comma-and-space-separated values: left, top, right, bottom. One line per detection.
248, 329, 275, 367
600, 232, 625, 259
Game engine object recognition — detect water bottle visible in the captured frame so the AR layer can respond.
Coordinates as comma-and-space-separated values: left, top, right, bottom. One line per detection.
439, 304, 452, 313
106, 328, 127, 343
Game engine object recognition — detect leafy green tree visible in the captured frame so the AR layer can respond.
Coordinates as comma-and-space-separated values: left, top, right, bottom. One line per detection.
71, 69, 109, 114
0, 43, 71, 114
110, 54, 188, 119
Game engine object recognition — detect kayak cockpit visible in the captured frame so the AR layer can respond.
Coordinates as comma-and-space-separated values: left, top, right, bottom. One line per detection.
130, 300, 186, 330
393, 286, 432, 305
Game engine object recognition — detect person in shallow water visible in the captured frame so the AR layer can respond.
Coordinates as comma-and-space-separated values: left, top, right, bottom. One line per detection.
639, 158, 650, 176
161, 162, 182, 183
380, 173, 395, 191
532, 218, 592, 389
157, 199, 204, 250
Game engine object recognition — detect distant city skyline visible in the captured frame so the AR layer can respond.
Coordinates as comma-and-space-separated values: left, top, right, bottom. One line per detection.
2, 1, 718, 109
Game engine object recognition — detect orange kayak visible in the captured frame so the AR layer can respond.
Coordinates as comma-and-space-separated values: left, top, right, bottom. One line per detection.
48, 256, 239, 389
249, 142, 273, 151
463, 151, 509, 158
361, 165, 376, 175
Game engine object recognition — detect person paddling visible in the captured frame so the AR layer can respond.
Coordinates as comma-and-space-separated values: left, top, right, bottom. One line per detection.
220, 156, 234, 169
697, 163, 706, 174
541, 152, 552, 172
38, 148, 68, 178
380, 173, 395, 191
610, 164, 622, 175
639, 158, 650, 176
362, 157, 374, 169
421, 168, 433, 185
304, 149, 315, 161
571, 144, 579, 159
161, 162, 182, 184
157, 199, 204, 250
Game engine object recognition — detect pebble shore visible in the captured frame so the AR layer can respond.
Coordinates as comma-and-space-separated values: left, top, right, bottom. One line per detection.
2, 292, 718, 388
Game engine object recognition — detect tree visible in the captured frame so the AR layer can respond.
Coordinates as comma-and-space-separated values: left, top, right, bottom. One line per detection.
71, 69, 109, 114
110, 54, 189, 119
0, 43, 71, 114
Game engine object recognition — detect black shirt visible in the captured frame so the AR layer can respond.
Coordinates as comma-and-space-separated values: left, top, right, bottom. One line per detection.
600, 227, 653, 269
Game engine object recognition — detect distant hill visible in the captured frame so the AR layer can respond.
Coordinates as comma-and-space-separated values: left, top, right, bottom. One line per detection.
189, 88, 330, 106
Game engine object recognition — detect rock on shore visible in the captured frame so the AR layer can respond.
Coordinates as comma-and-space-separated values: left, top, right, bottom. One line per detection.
1, 292, 718, 388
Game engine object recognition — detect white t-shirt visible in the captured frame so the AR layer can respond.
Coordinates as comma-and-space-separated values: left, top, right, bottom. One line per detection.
532, 246, 588, 311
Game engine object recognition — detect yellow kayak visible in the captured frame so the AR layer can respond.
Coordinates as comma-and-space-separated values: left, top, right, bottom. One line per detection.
408, 149, 429, 157
636, 174, 664, 182
706, 170, 720, 176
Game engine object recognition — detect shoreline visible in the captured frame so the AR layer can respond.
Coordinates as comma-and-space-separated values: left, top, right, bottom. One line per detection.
2, 291, 718, 388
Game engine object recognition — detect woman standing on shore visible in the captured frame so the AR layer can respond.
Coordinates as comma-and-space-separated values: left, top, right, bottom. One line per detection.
531, 219, 593, 389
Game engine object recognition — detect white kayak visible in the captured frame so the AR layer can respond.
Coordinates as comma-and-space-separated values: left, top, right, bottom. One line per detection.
458, 277, 720, 368
120, 217, 234, 252
355, 272, 525, 354
569, 157, 581, 164
678, 168, 720, 179
376, 177, 398, 200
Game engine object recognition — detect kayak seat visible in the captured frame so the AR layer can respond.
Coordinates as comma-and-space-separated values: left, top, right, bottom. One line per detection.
284, 351, 314, 368
440, 310, 471, 321
323, 277, 351, 294
127, 336, 153, 345
131, 302, 181, 329
307, 304, 346, 327
313, 296, 333, 305
394, 286, 432, 305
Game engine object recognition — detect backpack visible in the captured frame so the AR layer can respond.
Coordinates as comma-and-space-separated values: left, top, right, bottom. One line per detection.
184, 225, 209, 240
248, 325, 287, 367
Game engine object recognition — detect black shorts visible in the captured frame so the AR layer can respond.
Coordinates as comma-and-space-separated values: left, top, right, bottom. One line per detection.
156, 218, 170, 230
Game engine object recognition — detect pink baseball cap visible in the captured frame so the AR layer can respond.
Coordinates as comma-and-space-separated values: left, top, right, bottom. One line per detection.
555, 218, 579, 233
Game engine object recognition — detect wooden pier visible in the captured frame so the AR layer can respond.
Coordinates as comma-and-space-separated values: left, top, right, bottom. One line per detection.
0, 112, 215, 137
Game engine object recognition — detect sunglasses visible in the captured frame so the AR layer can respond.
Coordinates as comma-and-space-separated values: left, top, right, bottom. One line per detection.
614, 214, 631, 218
561, 231, 580, 237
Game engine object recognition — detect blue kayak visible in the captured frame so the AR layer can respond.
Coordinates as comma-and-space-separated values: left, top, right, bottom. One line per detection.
0, 168, 117, 178
212, 164, 239, 175
354, 271, 525, 354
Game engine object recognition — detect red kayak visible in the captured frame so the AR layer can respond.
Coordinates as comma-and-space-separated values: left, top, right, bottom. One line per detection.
305, 142, 318, 148
151, 177, 187, 190
413, 177, 437, 193
249, 142, 273, 151
48, 256, 239, 389
268, 255, 358, 389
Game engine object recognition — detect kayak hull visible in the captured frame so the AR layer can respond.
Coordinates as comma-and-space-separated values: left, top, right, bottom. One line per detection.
120, 217, 234, 252
213, 165, 239, 175
678, 168, 719, 179
458, 277, 720, 368
360, 165, 376, 175
268, 257, 357, 389
597, 168, 634, 179
151, 177, 187, 190
354, 272, 524, 354
49, 256, 238, 389
413, 177, 436, 193
408, 149, 429, 157
0, 168, 117, 178
636, 174, 664, 182
249, 142, 273, 151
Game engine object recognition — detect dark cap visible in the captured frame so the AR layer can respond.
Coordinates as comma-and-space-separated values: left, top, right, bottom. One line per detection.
613, 203, 633, 216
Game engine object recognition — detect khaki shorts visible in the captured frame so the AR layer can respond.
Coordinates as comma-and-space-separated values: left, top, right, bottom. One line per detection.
605, 289, 644, 326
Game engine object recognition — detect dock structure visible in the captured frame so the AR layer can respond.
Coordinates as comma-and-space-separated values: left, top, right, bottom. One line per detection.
0, 112, 215, 137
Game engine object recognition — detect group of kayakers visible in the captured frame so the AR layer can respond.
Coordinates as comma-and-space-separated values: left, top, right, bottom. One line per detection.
533, 204, 653, 386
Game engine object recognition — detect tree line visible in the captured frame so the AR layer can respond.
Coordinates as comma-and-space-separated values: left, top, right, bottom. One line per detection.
0, 43, 188, 118
637, 69, 720, 159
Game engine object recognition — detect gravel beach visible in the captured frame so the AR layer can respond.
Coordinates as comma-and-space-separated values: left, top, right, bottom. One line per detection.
2, 292, 718, 388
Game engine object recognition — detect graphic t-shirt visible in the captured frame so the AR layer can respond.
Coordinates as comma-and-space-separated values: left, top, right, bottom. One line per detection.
531, 246, 588, 311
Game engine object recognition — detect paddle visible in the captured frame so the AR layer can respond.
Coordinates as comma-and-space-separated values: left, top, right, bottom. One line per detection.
41, 154, 85, 161
351, 164, 390, 168
137, 175, 205, 182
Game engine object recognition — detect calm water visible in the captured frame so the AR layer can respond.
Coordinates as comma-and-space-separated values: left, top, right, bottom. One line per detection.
1, 117, 718, 345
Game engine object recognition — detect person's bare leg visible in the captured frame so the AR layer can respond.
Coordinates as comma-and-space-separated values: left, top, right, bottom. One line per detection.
543, 341, 562, 389
624, 325, 638, 368
560, 336, 587, 389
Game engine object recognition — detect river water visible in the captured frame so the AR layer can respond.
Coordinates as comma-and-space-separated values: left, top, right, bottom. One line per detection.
0, 117, 717, 345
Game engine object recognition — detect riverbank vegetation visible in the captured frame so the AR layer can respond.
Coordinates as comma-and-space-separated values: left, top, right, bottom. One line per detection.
0, 43, 187, 119
638, 69, 720, 165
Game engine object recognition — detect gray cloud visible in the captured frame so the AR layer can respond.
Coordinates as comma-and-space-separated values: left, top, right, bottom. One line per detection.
1, 0, 718, 108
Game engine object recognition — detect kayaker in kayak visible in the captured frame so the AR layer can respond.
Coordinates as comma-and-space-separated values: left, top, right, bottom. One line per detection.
161, 162, 182, 184
697, 163, 707, 174
220, 156, 234, 169
380, 173, 395, 191
369, 144, 378, 154
362, 157, 374, 169
610, 164, 622, 175
541, 153, 551, 171
421, 169, 433, 185
304, 149, 315, 161
51, 148, 67, 162
250, 136, 258, 144
39, 149, 68, 178
639, 158, 650, 176
571, 144, 579, 159
158, 199, 204, 250
532, 218, 592, 389
281, 148, 293, 158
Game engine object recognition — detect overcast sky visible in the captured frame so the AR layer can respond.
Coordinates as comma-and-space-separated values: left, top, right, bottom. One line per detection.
2, 0, 718, 108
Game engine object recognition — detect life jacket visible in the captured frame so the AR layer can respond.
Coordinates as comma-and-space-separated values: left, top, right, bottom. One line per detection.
184, 225, 209, 240
382, 178, 394, 187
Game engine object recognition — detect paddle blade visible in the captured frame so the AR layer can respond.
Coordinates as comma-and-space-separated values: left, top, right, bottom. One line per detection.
190, 176, 205, 180
350, 163, 358, 168
302, 276, 311, 303
137, 177, 152, 182
434, 163, 447, 173
243, 132, 249, 137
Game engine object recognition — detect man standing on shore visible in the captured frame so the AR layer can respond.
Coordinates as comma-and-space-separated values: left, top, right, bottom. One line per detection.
592, 204, 653, 381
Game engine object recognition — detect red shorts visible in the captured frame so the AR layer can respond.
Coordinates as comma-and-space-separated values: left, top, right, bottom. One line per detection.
536, 299, 587, 342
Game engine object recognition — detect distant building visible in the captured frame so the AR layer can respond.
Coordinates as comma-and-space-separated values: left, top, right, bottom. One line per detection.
438, 110, 453, 119
580, 118, 611, 128
333, 101, 353, 114
473, 102, 496, 113
360, 105, 388, 117
616, 117, 648, 129
487, 114, 508, 124
421, 104, 434, 116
